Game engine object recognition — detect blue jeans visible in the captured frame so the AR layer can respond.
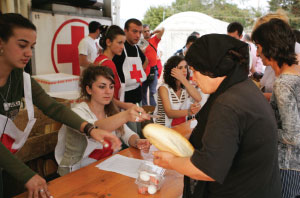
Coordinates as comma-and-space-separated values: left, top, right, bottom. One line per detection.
142, 69, 158, 106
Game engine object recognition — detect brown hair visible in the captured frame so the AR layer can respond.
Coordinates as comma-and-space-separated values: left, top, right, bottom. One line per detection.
80, 66, 124, 134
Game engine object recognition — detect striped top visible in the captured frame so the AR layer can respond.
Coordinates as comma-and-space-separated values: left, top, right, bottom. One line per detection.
154, 84, 187, 127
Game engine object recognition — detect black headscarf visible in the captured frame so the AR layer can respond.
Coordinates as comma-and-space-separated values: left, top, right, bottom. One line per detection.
183, 34, 249, 198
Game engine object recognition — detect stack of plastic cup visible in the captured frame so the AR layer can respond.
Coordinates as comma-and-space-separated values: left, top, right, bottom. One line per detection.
135, 162, 165, 195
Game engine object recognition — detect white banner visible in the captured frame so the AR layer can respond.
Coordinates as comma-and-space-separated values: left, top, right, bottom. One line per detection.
31, 11, 111, 75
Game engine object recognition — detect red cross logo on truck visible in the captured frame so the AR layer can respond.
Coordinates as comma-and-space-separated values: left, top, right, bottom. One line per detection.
51, 19, 88, 76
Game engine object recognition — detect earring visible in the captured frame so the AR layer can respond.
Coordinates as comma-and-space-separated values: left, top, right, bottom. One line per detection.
0, 48, 3, 55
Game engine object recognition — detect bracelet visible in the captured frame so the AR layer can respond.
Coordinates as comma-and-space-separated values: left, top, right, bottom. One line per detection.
83, 123, 97, 137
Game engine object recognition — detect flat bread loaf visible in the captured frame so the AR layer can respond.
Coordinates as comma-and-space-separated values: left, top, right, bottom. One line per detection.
143, 124, 194, 157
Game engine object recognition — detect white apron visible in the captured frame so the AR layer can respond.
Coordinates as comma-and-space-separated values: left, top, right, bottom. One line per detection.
0, 72, 36, 153
119, 83, 125, 102
122, 46, 146, 92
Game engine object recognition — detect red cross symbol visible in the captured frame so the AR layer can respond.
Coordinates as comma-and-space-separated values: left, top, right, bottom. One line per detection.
51, 19, 88, 76
1, 134, 18, 153
130, 64, 143, 83
56, 26, 84, 76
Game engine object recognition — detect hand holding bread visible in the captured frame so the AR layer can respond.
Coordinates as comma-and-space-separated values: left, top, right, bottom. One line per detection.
143, 124, 194, 157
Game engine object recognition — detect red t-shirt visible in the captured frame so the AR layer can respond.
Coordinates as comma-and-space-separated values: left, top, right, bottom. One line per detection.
144, 35, 160, 76
94, 55, 121, 99
157, 59, 163, 79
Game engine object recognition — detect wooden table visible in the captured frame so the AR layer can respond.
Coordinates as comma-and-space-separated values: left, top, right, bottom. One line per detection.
16, 120, 193, 198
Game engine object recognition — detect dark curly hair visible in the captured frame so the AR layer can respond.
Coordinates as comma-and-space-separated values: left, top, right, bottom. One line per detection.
163, 56, 190, 92
251, 18, 298, 68
99, 25, 125, 50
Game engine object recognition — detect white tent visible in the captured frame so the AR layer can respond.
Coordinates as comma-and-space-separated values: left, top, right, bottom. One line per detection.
156, 11, 229, 64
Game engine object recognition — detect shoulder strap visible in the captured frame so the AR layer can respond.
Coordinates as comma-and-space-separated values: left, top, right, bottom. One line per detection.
134, 45, 140, 57
148, 42, 157, 52
97, 58, 109, 66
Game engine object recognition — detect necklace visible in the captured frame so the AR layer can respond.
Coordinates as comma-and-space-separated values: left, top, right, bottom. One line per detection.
0, 74, 11, 111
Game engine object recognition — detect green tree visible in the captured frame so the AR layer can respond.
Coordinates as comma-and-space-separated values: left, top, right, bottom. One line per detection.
143, 0, 260, 30
268, 0, 300, 29
142, 6, 173, 30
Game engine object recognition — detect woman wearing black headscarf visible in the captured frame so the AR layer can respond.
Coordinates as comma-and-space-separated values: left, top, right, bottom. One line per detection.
153, 34, 281, 198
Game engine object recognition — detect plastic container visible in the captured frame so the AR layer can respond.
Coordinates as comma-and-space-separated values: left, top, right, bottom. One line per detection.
32, 73, 79, 92
135, 162, 165, 194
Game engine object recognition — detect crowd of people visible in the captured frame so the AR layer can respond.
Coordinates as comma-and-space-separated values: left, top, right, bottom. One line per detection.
0, 8, 300, 198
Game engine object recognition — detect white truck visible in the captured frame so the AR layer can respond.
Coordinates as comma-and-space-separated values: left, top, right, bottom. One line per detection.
0, 0, 120, 75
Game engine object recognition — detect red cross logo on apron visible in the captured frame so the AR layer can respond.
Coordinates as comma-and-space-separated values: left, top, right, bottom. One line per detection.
130, 64, 143, 83
1, 134, 18, 153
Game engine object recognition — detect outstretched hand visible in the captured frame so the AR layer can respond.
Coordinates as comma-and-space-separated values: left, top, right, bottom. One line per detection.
136, 139, 151, 153
90, 128, 122, 151
125, 105, 150, 122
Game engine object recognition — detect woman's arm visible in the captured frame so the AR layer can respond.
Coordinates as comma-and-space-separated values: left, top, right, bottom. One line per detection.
274, 80, 300, 145
153, 151, 214, 181
159, 86, 189, 118
171, 68, 202, 103
94, 105, 150, 131
0, 143, 52, 197
122, 125, 151, 152
0, 143, 36, 185
32, 78, 85, 131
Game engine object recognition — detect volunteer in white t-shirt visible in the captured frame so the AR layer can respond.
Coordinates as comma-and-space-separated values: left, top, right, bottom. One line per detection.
78, 21, 101, 72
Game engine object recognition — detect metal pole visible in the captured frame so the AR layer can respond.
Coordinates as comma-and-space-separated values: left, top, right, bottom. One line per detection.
20, 0, 30, 17
113, 0, 120, 25
6, 0, 15, 13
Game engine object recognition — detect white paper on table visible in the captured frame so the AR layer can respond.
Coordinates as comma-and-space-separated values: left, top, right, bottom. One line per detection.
96, 154, 146, 178
190, 119, 198, 128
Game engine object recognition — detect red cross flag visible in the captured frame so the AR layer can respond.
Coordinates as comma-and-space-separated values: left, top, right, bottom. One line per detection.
31, 12, 111, 75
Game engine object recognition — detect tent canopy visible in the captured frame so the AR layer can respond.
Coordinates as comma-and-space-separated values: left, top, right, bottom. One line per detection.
156, 11, 229, 64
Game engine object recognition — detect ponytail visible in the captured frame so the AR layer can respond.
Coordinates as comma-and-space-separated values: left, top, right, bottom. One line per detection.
99, 25, 125, 50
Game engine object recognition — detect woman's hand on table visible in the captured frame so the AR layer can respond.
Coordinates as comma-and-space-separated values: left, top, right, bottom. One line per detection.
25, 174, 52, 198
136, 139, 151, 153
125, 105, 150, 122
153, 151, 177, 170
90, 128, 122, 150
